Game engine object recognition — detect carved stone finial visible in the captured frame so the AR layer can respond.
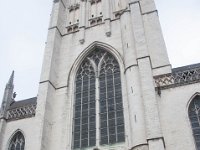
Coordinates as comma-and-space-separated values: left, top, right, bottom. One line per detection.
106, 31, 111, 37
79, 39, 85, 44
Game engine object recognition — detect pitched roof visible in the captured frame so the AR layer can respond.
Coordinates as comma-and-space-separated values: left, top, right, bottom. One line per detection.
172, 63, 200, 73
8, 97, 37, 110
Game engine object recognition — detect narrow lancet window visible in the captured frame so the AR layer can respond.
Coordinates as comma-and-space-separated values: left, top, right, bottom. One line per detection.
72, 48, 125, 149
8, 131, 25, 150
189, 95, 200, 149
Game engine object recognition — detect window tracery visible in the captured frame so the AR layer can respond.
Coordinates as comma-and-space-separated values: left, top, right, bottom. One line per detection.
73, 49, 125, 149
189, 95, 200, 149
8, 131, 25, 150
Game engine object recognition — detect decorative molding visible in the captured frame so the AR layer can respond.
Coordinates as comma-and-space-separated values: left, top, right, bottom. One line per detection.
6, 104, 36, 121
141, 10, 158, 16
154, 65, 200, 89
68, 3, 80, 12
89, 0, 101, 5
130, 143, 148, 150
89, 16, 103, 26
106, 31, 111, 37
124, 64, 138, 73
79, 39, 85, 44
129, 0, 140, 5
113, 8, 128, 19
48, 26, 62, 37
66, 23, 79, 33
39, 80, 57, 90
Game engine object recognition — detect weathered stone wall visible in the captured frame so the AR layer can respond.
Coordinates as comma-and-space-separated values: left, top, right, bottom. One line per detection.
0, 118, 38, 150
158, 83, 199, 150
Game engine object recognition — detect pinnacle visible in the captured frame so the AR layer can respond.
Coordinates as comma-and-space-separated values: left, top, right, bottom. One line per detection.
7, 71, 14, 86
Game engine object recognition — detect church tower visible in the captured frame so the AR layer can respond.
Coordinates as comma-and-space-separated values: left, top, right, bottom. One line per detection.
35, 0, 171, 150
1, 0, 200, 150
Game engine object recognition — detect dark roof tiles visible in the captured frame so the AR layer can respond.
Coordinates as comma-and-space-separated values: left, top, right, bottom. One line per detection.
172, 63, 200, 73
8, 97, 37, 110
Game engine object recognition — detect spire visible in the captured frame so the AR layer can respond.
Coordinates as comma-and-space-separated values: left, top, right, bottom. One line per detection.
6, 70, 14, 89
0, 71, 15, 118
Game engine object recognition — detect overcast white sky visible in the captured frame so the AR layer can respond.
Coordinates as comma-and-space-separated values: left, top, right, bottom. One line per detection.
0, 0, 200, 103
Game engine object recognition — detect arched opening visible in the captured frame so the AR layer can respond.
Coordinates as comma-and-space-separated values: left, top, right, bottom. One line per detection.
72, 48, 125, 149
188, 95, 200, 149
8, 131, 25, 150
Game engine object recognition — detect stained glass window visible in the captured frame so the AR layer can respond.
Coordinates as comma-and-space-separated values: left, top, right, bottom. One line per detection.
72, 49, 125, 149
189, 95, 200, 149
8, 131, 25, 150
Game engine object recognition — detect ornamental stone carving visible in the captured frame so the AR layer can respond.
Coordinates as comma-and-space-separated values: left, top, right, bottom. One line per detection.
154, 65, 200, 89
6, 104, 36, 121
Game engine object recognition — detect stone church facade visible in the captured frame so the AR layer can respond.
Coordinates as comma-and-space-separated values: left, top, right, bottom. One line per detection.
0, 0, 200, 150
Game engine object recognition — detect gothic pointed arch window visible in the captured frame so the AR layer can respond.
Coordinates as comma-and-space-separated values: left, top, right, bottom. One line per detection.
189, 95, 200, 149
8, 131, 25, 150
72, 48, 125, 149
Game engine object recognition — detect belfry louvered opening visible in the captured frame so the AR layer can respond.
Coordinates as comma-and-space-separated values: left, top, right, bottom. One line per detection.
72, 48, 125, 149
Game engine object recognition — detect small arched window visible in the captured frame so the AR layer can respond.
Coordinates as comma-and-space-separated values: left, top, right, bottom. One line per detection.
189, 95, 200, 149
8, 131, 25, 150
72, 48, 125, 149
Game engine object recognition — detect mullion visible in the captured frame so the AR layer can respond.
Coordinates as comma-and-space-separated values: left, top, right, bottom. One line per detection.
113, 71, 118, 143
81, 77, 89, 148
89, 76, 96, 147
105, 73, 109, 144
114, 71, 124, 142
99, 73, 109, 144
79, 78, 83, 148
88, 76, 90, 146
107, 72, 117, 144
73, 77, 82, 149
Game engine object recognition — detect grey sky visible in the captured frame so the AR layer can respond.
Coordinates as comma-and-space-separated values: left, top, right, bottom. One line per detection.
0, 0, 200, 103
